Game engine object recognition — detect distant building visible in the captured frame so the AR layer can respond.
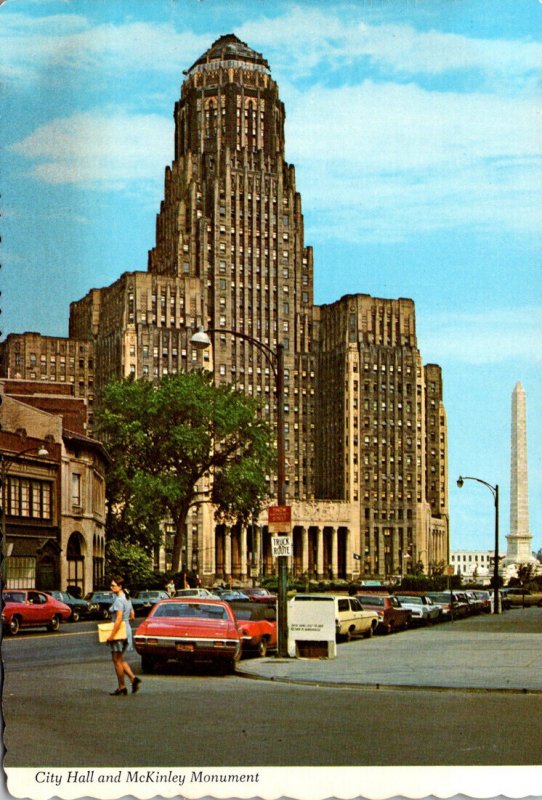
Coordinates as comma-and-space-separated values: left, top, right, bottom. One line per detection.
450, 549, 506, 583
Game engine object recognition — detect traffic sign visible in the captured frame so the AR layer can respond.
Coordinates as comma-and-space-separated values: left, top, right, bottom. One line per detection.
268, 505, 292, 533
271, 536, 293, 557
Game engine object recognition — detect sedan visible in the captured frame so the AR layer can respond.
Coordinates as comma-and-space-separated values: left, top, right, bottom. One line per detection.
229, 601, 277, 657
131, 590, 169, 616
2, 590, 71, 635
134, 598, 242, 674
239, 587, 277, 603
174, 588, 220, 599
47, 590, 90, 623
394, 594, 441, 625
84, 591, 115, 619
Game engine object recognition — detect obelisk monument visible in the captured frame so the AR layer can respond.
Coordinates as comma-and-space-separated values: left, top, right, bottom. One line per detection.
506, 381, 535, 567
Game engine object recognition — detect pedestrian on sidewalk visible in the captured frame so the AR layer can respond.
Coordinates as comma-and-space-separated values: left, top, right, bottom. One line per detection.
107, 576, 142, 696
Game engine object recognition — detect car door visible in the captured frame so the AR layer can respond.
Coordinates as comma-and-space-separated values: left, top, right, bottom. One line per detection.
349, 597, 366, 633
27, 591, 49, 624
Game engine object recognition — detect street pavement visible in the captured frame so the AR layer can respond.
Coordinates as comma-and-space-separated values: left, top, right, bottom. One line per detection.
237, 606, 542, 692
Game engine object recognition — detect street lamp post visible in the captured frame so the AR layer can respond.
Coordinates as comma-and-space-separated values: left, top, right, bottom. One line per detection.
457, 475, 500, 614
1, 445, 50, 583
191, 326, 289, 656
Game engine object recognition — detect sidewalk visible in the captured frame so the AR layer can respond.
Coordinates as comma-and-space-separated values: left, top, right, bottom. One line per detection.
237, 607, 542, 692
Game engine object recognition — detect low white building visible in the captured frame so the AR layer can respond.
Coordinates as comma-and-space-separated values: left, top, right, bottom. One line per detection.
450, 550, 506, 583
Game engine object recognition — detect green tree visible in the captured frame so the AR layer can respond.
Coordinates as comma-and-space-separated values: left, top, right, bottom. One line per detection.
105, 540, 155, 589
96, 371, 275, 573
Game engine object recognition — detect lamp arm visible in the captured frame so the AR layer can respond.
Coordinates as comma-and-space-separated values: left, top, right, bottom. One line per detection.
459, 475, 497, 500
203, 328, 278, 376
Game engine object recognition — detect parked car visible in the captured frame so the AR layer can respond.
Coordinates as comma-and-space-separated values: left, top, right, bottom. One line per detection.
134, 597, 242, 673
131, 590, 169, 616
464, 590, 484, 614
84, 591, 115, 619
394, 594, 441, 625
472, 590, 492, 613
2, 589, 71, 635
290, 593, 379, 641
216, 590, 251, 602
175, 588, 220, 599
426, 591, 460, 621
229, 601, 277, 656
47, 590, 90, 622
238, 587, 277, 603
356, 593, 411, 634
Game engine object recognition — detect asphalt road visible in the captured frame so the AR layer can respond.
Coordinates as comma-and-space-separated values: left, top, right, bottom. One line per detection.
3, 616, 542, 768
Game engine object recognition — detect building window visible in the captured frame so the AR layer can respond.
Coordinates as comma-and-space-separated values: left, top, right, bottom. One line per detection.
72, 474, 81, 507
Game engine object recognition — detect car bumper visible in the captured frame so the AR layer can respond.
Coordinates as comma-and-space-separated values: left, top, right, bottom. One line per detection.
134, 635, 241, 662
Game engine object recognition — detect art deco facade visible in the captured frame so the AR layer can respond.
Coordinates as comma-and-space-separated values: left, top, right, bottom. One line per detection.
1, 35, 449, 584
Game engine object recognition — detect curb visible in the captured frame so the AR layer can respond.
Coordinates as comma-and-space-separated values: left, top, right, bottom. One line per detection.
236, 667, 542, 695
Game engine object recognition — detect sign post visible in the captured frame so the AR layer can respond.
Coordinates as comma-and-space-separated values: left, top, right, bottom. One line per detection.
268, 504, 291, 657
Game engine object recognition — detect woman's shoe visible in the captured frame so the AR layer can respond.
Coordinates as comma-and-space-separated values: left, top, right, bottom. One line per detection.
132, 677, 142, 694
109, 687, 128, 696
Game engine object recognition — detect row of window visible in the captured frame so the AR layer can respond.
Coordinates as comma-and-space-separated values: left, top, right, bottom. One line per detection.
6, 477, 52, 520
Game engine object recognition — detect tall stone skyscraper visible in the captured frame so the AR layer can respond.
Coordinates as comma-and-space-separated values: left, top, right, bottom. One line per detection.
3, 34, 449, 582
506, 381, 536, 568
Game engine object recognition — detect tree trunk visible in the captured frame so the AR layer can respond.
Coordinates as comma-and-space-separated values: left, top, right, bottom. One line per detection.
171, 514, 189, 574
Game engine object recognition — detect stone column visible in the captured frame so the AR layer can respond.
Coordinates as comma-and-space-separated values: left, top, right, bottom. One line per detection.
331, 527, 338, 579
240, 525, 248, 580
224, 525, 232, 580
301, 526, 309, 574
316, 527, 324, 578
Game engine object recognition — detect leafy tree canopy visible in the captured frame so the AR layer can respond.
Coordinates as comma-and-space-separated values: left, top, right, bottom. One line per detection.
105, 540, 155, 590
96, 371, 275, 572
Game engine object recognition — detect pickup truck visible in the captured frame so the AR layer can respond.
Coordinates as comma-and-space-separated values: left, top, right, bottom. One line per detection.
356, 593, 411, 634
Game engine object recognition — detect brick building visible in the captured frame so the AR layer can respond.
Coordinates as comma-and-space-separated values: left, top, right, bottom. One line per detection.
0, 381, 108, 593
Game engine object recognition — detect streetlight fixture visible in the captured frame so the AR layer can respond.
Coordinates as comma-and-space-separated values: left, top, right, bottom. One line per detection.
191, 326, 289, 656
457, 475, 500, 614
1, 444, 50, 583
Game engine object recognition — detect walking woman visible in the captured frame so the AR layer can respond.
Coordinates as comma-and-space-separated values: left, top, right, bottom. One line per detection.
107, 576, 142, 696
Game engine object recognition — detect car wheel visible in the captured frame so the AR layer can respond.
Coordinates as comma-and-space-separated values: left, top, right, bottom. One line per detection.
9, 616, 21, 635
48, 615, 61, 632
141, 655, 156, 674
101, 608, 110, 620
257, 638, 268, 658
222, 659, 236, 675
71, 609, 80, 623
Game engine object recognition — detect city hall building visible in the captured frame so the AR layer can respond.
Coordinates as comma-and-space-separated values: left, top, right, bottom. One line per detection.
0, 35, 449, 586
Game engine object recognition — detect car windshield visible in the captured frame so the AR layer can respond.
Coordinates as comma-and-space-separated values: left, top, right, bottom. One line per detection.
152, 603, 228, 620
3, 591, 26, 603
398, 596, 422, 604
93, 593, 113, 601
358, 595, 384, 606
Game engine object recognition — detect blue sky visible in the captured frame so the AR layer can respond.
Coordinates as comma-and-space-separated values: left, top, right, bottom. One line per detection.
1, 0, 541, 555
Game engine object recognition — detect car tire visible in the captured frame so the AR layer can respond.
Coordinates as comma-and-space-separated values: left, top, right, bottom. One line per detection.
9, 616, 21, 635
257, 638, 268, 658
141, 655, 156, 674
222, 659, 236, 675
101, 609, 110, 620
71, 609, 80, 623
48, 615, 61, 632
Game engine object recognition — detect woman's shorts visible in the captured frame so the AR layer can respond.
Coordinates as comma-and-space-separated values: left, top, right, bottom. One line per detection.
109, 638, 128, 654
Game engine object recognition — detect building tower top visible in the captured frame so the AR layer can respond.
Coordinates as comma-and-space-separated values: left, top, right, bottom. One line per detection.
185, 33, 271, 77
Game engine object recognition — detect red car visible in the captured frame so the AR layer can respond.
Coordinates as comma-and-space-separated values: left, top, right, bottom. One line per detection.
356, 593, 411, 634
229, 601, 277, 657
2, 589, 72, 635
239, 587, 277, 603
134, 597, 242, 673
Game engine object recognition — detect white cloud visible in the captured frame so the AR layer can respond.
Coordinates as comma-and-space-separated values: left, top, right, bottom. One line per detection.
9, 109, 173, 188
238, 6, 542, 84
286, 80, 541, 241
419, 308, 542, 365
